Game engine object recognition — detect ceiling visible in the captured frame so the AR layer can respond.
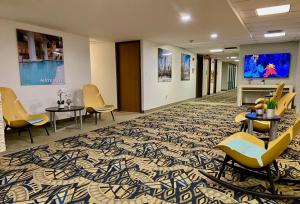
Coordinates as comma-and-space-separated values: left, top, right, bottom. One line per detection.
0, 0, 298, 60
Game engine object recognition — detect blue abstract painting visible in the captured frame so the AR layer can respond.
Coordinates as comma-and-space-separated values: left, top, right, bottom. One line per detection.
244, 53, 290, 78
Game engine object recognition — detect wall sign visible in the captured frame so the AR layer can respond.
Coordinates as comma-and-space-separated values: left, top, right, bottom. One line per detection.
17, 29, 65, 86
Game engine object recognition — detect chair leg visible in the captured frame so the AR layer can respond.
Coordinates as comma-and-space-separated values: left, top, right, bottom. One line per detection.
111, 111, 115, 121
217, 155, 230, 179
84, 111, 88, 122
94, 113, 97, 125
243, 124, 248, 132
27, 127, 33, 143
99, 113, 101, 120
4, 125, 8, 132
18, 129, 22, 136
44, 126, 49, 136
266, 165, 275, 193
240, 124, 244, 131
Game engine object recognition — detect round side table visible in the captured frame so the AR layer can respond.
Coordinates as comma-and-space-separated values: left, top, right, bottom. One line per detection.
245, 112, 281, 141
45, 106, 84, 132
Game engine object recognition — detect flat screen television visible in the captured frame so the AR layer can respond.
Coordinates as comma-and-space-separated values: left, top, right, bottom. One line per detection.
244, 53, 290, 78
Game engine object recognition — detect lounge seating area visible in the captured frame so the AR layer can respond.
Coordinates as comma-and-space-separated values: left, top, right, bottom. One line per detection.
0, 1, 300, 203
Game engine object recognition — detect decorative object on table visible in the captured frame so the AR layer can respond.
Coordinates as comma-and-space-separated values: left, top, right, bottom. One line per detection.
16, 29, 65, 86
181, 53, 191, 80
66, 98, 72, 109
158, 48, 172, 82
256, 108, 264, 116
247, 78, 253, 85
266, 99, 277, 118
260, 79, 265, 85
57, 88, 71, 109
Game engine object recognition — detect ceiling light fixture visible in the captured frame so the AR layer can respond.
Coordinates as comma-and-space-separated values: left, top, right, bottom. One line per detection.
230, 56, 237, 59
162, 53, 172, 56
234, 59, 240, 62
256, 4, 290, 16
209, 49, 223, 53
264, 31, 285, 38
210, 33, 218, 39
180, 13, 191, 22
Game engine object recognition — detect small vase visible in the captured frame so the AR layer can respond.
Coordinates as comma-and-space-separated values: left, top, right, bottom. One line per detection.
256, 109, 264, 116
266, 109, 275, 118
58, 104, 65, 109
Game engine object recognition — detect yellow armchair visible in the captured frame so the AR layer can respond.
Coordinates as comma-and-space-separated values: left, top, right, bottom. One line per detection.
236, 92, 296, 133
83, 84, 115, 124
0, 87, 49, 143
216, 117, 300, 193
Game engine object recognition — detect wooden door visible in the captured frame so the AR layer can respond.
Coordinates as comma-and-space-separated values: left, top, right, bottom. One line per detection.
196, 54, 203, 98
116, 41, 142, 112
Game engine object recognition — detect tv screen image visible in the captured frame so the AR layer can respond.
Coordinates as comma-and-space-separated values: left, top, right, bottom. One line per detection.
244, 53, 290, 78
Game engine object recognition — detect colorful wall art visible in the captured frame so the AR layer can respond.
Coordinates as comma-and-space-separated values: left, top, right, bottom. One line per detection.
17, 29, 65, 85
158, 48, 172, 82
181, 53, 191, 80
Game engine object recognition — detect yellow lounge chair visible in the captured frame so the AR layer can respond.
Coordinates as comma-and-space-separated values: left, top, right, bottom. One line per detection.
214, 117, 300, 194
83, 84, 115, 124
0, 87, 49, 143
254, 82, 285, 109
236, 92, 296, 133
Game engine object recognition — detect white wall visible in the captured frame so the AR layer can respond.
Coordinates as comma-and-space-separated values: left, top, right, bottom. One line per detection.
0, 94, 5, 152
216, 60, 222, 92
0, 18, 91, 118
202, 59, 209, 96
90, 40, 117, 108
221, 62, 229, 90
142, 40, 197, 111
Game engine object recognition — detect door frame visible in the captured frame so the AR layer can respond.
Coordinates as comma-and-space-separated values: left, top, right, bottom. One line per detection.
115, 40, 143, 113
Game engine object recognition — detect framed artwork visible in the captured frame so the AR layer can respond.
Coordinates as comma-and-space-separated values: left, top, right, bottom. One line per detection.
158, 48, 172, 82
16, 29, 65, 86
181, 53, 191, 80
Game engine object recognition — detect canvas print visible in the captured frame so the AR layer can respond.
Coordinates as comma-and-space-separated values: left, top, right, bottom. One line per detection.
181, 53, 191, 80
17, 29, 65, 86
244, 53, 290, 78
158, 48, 172, 82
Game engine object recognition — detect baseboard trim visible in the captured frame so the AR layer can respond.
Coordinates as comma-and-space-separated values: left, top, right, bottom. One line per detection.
143, 98, 196, 113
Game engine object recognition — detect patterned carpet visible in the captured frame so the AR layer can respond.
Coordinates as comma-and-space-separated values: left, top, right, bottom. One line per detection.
0, 91, 299, 203
195, 89, 237, 104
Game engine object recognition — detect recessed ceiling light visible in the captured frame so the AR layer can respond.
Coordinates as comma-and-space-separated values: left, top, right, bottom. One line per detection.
180, 13, 191, 22
226, 57, 230, 59
230, 56, 238, 59
234, 59, 240, 62
256, 4, 290, 16
210, 33, 218, 39
209, 49, 223, 53
264, 31, 285, 38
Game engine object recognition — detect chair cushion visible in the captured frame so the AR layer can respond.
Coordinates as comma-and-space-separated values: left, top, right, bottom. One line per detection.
27, 118, 44, 125
95, 107, 112, 111
225, 138, 267, 167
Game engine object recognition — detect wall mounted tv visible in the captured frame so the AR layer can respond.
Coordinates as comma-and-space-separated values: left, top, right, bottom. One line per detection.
244, 53, 290, 78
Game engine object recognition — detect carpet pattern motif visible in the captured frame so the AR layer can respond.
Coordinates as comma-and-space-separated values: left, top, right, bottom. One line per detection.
0, 102, 299, 203
195, 89, 237, 104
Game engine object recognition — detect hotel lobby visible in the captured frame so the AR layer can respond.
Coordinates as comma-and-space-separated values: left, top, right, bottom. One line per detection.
0, 0, 300, 203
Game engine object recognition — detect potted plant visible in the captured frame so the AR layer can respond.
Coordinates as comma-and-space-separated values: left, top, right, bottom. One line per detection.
57, 89, 65, 109
266, 99, 277, 118
57, 88, 71, 109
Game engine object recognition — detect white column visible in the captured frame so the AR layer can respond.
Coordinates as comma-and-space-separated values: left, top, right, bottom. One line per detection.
0, 93, 6, 152
42, 39, 48, 60
27, 31, 37, 61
